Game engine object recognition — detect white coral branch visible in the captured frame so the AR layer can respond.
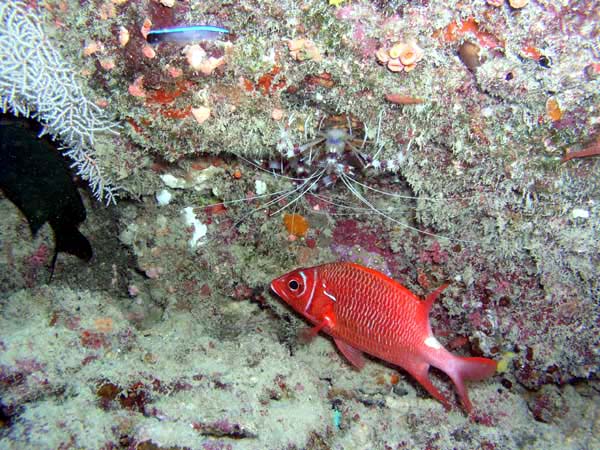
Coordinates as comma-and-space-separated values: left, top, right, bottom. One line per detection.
0, 0, 120, 204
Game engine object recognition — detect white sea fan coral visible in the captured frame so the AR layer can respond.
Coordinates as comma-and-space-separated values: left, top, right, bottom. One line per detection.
0, 1, 120, 204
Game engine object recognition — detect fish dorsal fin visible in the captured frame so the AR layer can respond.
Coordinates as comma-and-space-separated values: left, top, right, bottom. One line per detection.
346, 262, 397, 284
422, 283, 450, 314
345, 262, 416, 298
334, 338, 366, 370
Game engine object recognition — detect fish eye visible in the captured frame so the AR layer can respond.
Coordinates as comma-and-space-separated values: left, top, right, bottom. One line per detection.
288, 280, 300, 291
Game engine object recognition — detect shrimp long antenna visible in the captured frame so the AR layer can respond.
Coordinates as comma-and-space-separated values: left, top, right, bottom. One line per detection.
260, 170, 321, 212
348, 176, 432, 201
349, 175, 487, 204
235, 154, 307, 182
204, 187, 294, 209
310, 192, 419, 215
221, 169, 324, 234
270, 168, 326, 216
340, 173, 477, 244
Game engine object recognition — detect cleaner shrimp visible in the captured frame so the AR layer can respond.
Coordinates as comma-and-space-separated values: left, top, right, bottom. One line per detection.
204, 111, 484, 246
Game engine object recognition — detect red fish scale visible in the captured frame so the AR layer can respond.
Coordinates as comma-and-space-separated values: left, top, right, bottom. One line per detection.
320, 263, 425, 365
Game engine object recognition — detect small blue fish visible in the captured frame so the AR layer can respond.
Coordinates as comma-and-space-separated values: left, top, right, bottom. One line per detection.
147, 25, 229, 44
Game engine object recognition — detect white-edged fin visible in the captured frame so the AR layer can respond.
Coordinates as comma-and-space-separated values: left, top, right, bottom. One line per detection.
424, 336, 442, 350
334, 338, 366, 370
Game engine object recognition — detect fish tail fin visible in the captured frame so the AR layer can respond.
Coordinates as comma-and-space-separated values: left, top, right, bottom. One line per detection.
446, 355, 497, 413
53, 224, 93, 261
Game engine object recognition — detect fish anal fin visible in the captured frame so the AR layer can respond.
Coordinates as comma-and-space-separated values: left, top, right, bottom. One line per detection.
334, 338, 365, 370
405, 361, 452, 411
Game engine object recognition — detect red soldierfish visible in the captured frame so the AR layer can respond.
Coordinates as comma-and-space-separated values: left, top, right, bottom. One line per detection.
270, 262, 497, 413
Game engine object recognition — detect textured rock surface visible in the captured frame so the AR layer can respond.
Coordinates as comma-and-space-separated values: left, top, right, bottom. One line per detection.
1, 0, 599, 448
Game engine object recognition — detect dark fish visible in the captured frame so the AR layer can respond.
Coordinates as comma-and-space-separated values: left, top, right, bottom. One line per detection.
0, 115, 92, 279
146, 25, 229, 44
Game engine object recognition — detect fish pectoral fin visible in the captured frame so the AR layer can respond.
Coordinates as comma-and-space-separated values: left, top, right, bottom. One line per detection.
299, 315, 333, 343
334, 338, 366, 370
298, 327, 318, 343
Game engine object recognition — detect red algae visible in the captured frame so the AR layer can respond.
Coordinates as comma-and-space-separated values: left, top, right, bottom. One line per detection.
146, 80, 194, 105
385, 93, 425, 105
160, 105, 191, 119
257, 66, 287, 95
435, 17, 503, 50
